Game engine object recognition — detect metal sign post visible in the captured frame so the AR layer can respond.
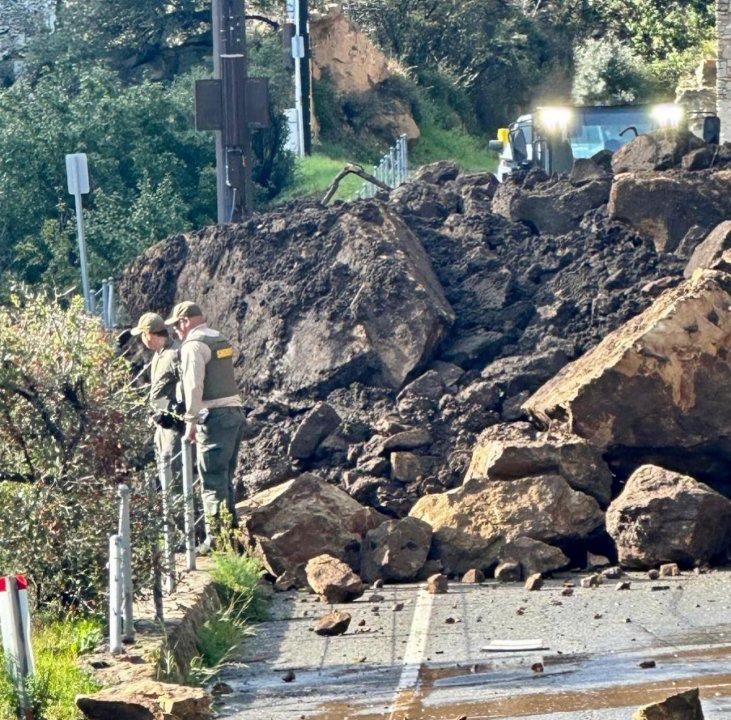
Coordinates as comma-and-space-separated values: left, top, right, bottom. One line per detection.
65, 153, 91, 312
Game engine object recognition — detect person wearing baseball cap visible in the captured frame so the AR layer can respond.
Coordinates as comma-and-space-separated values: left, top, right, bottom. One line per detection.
131, 312, 184, 472
166, 300, 245, 553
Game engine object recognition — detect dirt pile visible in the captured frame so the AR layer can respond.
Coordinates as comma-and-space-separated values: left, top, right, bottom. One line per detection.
119, 131, 731, 567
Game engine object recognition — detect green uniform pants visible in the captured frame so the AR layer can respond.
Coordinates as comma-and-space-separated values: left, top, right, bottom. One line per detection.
196, 406, 246, 524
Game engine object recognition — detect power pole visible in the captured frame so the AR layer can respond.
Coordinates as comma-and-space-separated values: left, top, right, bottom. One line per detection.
289, 0, 311, 156
212, 0, 253, 222
298, 0, 311, 155
195, 0, 270, 222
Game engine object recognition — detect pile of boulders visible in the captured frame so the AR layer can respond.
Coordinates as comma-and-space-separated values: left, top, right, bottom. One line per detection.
120, 127, 731, 584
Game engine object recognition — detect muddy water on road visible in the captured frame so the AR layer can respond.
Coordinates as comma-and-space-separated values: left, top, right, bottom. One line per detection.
217, 575, 731, 720
309, 646, 731, 719
308, 648, 731, 720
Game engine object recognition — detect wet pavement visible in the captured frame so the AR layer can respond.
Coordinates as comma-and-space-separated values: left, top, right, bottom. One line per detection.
214, 569, 731, 719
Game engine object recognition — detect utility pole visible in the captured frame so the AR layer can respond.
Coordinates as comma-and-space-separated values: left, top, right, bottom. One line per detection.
298, 0, 311, 155
288, 0, 311, 156
195, 0, 270, 222
212, 0, 252, 222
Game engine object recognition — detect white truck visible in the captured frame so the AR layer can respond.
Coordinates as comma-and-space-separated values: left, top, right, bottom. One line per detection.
489, 103, 719, 179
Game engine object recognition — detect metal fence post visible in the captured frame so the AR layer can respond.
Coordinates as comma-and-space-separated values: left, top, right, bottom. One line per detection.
107, 278, 115, 327
101, 279, 109, 327
117, 484, 134, 642
145, 472, 164, 622
108, 535, 123, 654
157, 457, 176, 593
181, 441, 197, 571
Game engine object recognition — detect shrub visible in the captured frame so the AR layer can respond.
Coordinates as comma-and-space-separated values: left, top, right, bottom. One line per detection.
0, 290, 154, 612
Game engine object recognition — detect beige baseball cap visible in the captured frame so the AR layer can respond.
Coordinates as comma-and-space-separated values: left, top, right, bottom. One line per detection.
164, 301, 204, 325
130, 312, 166, 336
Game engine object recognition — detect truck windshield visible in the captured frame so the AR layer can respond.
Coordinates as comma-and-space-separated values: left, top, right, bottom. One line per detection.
566, 106, 655, 158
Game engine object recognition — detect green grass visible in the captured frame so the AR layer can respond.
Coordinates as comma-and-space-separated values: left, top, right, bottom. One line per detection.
410, 122, 498, 173
0, 616, 103, 720
276, 153, 371, 204
209, 552, 269, 624
277, 122, 498, 205
181, 551, 269, 685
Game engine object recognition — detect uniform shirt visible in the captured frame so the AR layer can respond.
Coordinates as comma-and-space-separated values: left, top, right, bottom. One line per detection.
180, 324, 242, 423
149, 338, 181, 411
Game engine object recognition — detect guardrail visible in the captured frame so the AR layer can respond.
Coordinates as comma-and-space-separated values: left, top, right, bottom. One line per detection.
353, 134, 409, 200
108, 440, 206, 643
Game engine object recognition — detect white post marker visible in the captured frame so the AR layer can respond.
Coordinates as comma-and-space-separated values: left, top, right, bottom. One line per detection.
0, 574, 35, 702
182, 441, 197, 571
65, 152, 91, 312
108, 535, 123, 654
117, 484, 135, 642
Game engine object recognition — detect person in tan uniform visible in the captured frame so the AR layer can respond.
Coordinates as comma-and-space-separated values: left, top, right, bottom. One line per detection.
130, 312, 183, 465
165, 301, 245, 551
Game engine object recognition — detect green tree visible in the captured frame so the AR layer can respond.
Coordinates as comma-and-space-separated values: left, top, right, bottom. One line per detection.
31, 0, 212, 81
572, 36, 654, 105
346, 0, 591, 131
0, 64, 216, 292
586, 0, 714, 94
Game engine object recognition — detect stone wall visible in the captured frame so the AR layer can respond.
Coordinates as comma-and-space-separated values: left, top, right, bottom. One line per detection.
718, 0, 731, 141
0, 0, 55, 84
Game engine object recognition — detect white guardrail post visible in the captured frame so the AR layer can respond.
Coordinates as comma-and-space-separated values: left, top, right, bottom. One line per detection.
117, 484, 134, 642
182, 441, 197, 571
157, 457, 176, 593
108, 535, 123, 654
354, 136, 409, 200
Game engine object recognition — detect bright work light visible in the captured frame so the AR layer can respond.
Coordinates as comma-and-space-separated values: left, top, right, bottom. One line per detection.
650, 103, 684, 128
536, 106, 573, 135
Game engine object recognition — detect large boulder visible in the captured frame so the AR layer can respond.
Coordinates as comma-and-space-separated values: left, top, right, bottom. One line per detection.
497, 536, 569, 577
77, 680, 212, 720
606, 465, 731, 569
684, 220, 731, 278
235, 473, 388, 577
492, 176, 611, 236
288, 402, 341, 460
305, 554, 364, 603
408, 474, 603, 575
631, 688, 704, 720
611, 129, 705, 174
359, 516, 432, 583
465, 422, 613, 506
524, 271, 731, 464
120, 201, 454, 394
607, 169, 731, 252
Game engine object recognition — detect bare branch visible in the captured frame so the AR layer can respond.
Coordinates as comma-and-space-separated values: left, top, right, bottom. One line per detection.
322, 163, 392, 205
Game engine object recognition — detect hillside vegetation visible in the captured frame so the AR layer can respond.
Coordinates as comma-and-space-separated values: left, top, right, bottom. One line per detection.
0, 0, 714, 294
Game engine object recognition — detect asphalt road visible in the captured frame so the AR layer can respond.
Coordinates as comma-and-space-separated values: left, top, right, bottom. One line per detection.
214, 568, 731, 719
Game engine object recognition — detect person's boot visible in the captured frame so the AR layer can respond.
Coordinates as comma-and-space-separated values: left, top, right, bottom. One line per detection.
198, 514, 220, 556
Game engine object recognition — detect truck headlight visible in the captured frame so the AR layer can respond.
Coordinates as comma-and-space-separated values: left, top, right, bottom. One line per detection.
536, 106, 573, 135
651, 103, 684, 128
